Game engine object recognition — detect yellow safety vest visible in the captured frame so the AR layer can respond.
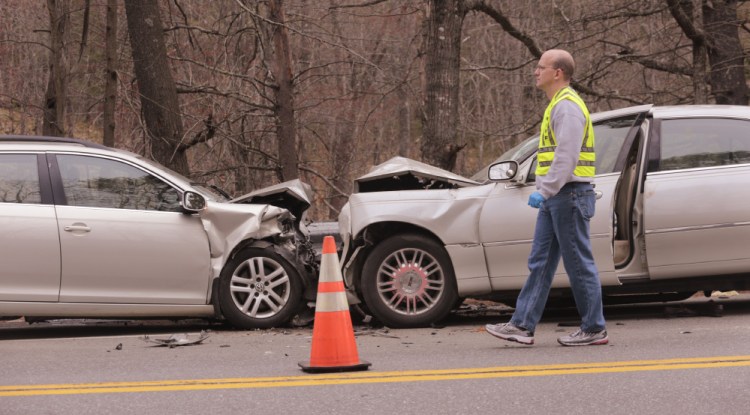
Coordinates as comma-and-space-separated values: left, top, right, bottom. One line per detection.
535, 86, 595, 177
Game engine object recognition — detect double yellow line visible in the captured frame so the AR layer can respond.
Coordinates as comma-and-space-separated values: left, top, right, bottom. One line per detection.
3, 355, 749, 397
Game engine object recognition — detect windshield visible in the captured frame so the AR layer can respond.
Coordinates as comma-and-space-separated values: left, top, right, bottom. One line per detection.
135, 155, 228, 201
470, 134, 539, 182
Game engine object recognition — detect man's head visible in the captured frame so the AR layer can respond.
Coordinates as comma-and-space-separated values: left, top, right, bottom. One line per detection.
534, 49, 575, 98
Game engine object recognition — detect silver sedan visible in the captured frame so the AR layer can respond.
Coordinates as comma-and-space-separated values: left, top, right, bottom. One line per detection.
338, 105, 750, 327
0, 136, 318, 328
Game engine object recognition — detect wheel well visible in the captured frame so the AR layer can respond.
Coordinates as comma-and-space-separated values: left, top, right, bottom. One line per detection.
349, 222, 445, 293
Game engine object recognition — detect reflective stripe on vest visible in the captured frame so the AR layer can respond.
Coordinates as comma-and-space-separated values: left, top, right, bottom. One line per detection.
535, 86, 595, 177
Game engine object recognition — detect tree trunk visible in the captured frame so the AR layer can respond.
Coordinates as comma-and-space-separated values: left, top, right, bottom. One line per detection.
421, 0, 466, 171
703, 0, 748, 105
268, 0, 299, 182
124, 0, 189, 175
103, 0, 118, 147
397, 84, 411, 158
668, 0, 709, 104
42, 0, 68, 137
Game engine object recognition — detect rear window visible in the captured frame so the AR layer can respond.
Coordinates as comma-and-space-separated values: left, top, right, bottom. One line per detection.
658, 118, 750, 171
0, 154, 41, 204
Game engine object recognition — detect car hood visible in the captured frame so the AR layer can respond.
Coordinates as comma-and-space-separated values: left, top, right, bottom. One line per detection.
354, 156, 480, 192
231, 179, 312, 221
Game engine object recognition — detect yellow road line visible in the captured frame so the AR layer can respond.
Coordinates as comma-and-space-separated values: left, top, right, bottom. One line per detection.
2, 355, 749, 397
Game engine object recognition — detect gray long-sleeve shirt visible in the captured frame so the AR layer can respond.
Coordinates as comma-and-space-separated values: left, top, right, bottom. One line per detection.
536, 99, 593, 199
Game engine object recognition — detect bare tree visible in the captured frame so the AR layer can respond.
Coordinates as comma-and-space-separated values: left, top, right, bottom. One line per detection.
420, 0, 467, 171
103, 0, 118, 147
42, 0, 69, 137
267, 0, 299, 181
124, 0, 189, 175
702, 0, 747, 105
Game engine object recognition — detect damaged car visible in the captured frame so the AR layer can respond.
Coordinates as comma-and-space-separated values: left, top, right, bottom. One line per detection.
339, 105, 750, 327
0, 135, 318, 328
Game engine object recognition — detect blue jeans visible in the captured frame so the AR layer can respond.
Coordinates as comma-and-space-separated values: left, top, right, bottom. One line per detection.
510, 182, 606, 333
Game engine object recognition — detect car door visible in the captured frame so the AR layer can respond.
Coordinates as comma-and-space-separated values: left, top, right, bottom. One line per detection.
641, 116, 750, 279
0, 153, 61, 301
479, 113, 644, 290
51, 153, 211, 304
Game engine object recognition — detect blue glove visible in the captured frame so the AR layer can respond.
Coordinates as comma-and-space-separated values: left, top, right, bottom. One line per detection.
528, 191, 545, 209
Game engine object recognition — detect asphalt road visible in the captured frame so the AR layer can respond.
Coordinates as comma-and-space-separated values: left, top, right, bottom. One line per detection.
1, 294, 750, 415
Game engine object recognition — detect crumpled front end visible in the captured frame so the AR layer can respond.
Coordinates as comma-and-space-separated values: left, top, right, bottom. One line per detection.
199, 201, 300, 280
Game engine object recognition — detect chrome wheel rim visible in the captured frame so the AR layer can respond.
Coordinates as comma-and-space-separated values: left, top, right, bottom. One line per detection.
375, 247, 445, 316
230, 256, 290, 319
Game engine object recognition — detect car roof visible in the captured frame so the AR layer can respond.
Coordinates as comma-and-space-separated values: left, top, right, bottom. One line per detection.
590, 104, 750, 123
0, 135, 110, 150
649, 105, 750, 119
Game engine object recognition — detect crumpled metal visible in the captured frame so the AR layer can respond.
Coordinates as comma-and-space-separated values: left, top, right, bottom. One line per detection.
141, 331, 210, 348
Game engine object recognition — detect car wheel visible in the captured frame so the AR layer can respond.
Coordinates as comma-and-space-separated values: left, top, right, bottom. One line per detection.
218, 246, 303, 329
361, 233, 458, 328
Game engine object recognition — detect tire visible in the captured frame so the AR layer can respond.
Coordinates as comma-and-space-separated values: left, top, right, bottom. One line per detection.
361, 233, 458, 328
218, 246, 303, 329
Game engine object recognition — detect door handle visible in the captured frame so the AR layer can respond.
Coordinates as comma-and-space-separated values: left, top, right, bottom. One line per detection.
64, 223, 91, 233
595, 191, 603, 200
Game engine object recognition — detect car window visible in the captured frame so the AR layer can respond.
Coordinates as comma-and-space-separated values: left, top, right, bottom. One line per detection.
658, 118, 750, 171
593, 115, 638, 174
0, 154, 42, 204
57, 154, 181, 212
471, 114, 637, 182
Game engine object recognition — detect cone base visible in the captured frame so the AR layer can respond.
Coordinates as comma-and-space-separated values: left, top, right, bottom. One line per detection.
298, 360, 371, 373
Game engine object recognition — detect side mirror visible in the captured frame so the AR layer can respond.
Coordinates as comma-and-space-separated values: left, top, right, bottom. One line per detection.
488, 160, 519, 181
182, 191, 206, 212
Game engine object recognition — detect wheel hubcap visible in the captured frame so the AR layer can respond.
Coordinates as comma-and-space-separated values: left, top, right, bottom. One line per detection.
230, 256, 290, 319
376, 248, 445, 315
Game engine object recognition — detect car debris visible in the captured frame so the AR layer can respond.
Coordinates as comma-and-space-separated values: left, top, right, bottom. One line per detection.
710, 290, 739, 299
141, 331, 210, 348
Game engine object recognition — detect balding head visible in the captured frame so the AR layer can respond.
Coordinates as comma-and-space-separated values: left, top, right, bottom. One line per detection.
543, 49, 575, 81
535, 49, 576, 98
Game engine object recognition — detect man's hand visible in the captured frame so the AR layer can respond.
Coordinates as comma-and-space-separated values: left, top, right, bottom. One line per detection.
528, 191, 545, 209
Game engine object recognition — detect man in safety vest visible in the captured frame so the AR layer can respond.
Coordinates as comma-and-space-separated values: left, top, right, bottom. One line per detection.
486, 49, 608, 346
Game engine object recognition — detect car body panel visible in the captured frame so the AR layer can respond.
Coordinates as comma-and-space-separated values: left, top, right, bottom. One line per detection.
479, 172, 621, 292
644, 164, 750, 279
0, 204, 61, 302
56, 205, 211, 304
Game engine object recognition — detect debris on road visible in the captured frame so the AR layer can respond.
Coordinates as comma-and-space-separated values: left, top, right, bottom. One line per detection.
141, 331, 210, 348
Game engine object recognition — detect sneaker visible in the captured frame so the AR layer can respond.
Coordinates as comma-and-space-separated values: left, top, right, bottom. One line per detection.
485, 323, 534, 345
557, 329, 608, 346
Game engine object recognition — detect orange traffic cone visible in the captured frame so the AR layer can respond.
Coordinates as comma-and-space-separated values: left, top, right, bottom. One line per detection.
299, 236, 371, 373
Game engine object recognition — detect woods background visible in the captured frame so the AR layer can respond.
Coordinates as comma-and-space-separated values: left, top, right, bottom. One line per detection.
1, 0, 748, 220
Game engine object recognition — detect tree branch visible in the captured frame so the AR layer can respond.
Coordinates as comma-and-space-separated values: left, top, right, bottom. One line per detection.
468, 1, 543, 58
666, 0, 705, 43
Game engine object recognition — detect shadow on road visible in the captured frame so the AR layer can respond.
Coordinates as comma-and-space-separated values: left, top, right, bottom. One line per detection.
444, 293, 750, 328
0, 318, 226, 341
2, 294, 749, 340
